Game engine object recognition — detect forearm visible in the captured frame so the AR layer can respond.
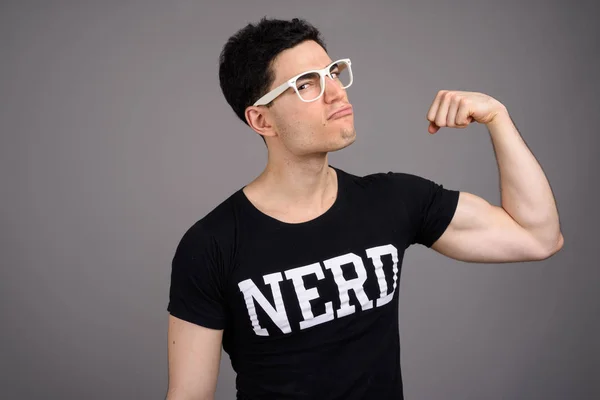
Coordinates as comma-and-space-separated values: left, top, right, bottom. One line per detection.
486, 108, 563, 250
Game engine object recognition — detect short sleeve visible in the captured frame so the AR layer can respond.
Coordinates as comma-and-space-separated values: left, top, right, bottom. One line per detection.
387, 172, 460, 248
167, 222, 227, 330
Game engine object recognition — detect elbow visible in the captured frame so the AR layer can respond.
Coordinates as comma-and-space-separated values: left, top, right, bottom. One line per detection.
549, 232, 565, 257
535, 232, 564, 260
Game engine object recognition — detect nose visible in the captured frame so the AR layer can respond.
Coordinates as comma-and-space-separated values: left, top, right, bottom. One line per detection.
322, 75, 346, 103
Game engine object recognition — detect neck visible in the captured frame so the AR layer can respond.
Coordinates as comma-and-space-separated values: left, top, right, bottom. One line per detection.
248, 150, 336, 211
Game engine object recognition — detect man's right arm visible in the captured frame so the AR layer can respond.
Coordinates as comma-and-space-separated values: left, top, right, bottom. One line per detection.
166, 315, 224, 400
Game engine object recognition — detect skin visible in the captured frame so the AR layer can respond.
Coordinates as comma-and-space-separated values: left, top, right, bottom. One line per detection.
424, 90, 563, 262
243, 40, 356, 224
166, 40, 564, 400
243, 44, 563, 260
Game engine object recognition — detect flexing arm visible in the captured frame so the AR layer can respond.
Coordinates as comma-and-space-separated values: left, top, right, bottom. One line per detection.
485, 111, 562, 251
166, 315, 223, 400
426, 91, 563, 262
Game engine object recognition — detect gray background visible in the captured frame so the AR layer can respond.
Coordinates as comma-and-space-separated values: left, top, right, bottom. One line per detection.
1, 0, 598, 399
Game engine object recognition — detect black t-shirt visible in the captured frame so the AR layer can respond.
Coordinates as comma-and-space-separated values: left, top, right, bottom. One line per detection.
167, 166, 460, 400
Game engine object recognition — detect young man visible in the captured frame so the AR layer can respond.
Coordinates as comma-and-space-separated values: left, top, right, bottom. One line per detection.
166, 17, 563, 400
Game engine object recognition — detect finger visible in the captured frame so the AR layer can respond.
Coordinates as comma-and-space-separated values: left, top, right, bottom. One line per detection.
434, 91, 452, 128
447, 95, 460, 127
428, 121, 440, 134
456, 98, 473, 126
426, 90, 445, 123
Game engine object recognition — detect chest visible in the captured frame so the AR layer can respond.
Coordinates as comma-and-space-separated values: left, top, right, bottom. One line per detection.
224, 211, 410, 339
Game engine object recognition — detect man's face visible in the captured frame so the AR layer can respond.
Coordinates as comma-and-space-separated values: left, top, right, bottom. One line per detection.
262, 40, 356, 156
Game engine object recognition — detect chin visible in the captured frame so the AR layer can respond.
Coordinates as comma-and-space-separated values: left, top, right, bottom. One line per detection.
341, 126, 357, 141
329, 128, 356, 152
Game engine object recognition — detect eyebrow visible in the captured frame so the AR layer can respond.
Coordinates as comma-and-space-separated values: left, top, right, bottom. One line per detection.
298, 61, 334, 76
276, 60, 335, 87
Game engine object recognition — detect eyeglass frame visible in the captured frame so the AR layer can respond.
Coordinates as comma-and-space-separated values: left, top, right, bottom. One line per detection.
252, 58, 353, 106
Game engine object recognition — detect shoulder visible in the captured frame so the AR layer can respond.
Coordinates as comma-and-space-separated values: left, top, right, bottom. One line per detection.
337, 167, 458, 214
337, 167, 435, 193
173, 190, 242, 261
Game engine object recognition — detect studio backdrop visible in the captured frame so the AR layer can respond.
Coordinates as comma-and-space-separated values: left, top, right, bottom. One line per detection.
1, 1, 598, 399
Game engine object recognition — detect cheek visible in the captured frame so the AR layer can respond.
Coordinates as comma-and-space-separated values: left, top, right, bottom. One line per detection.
276, 104, 329, 143
287, 109, 322, 132
280, 120, 319, 148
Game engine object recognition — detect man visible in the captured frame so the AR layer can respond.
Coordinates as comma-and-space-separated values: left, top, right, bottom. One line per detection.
165, 17, 563, 400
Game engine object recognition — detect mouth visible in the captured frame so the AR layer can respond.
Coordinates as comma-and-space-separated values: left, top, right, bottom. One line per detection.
328, 105, 353, 120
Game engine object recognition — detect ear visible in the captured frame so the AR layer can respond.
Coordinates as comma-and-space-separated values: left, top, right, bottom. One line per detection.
245, 105, 277, 140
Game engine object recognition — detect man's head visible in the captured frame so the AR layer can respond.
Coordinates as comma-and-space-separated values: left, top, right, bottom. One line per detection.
219, 17, 356, 157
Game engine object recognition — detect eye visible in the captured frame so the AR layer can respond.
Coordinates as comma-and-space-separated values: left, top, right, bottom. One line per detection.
297, 79, 317, 91
296, 72, 319, 91
330, 64, 340, 78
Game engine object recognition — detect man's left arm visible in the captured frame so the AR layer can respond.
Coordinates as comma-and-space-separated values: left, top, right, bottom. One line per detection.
425, 90, 564, 263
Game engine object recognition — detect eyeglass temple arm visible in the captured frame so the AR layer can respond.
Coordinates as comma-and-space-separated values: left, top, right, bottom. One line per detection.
253, 81, 290, 106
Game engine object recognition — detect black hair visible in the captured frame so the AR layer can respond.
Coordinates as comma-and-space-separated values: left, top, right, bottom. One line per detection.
218, 17, 327, 144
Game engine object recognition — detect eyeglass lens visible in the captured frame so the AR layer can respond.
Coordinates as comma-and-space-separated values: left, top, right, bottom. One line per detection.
294, 61, 351, 101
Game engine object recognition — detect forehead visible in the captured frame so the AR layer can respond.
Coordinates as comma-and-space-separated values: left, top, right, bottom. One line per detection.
270, 40, 332, 86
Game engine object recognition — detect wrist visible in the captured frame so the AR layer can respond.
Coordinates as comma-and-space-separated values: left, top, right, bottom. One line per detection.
486, 105, 510, 128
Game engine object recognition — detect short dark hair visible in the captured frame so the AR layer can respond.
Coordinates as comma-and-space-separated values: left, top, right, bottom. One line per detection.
218, 17, 327, 142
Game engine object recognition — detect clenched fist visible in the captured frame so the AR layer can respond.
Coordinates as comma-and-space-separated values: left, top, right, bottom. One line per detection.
426, 90, 507, 134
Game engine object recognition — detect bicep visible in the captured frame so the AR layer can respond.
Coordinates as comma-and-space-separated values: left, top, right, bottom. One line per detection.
431, 191, 549, 263
167, 315, 223, 399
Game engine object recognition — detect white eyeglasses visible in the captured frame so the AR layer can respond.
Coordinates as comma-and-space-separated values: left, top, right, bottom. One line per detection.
253, 58, 353, 106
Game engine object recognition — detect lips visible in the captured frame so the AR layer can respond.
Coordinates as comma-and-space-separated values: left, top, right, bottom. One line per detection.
328, 105, 353, 120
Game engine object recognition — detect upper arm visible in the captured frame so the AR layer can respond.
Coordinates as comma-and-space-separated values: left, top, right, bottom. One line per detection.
167, 315, 223, 400
431, 191, 562, 263
166, 222, 229, 399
